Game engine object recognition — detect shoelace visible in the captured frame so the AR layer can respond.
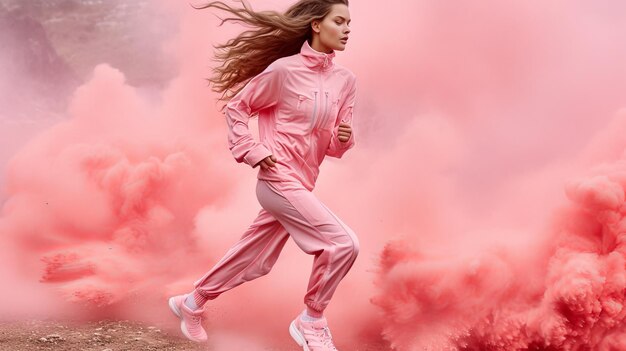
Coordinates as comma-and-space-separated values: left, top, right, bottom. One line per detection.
189, 314, 202, 326
314, 326, 337, 350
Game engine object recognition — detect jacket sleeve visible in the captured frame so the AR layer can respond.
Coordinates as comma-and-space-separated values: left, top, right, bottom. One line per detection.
326, 75, 357, 158
225, 62, 285, 168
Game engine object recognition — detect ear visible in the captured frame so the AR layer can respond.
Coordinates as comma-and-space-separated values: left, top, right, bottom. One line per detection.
311, 20, 321, 34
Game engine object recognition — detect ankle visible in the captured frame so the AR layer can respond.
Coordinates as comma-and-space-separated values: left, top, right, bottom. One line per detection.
185, 291, 209, 311
184, 295, 198, 310
302, 308, 323, 321
193, 290, 209, 307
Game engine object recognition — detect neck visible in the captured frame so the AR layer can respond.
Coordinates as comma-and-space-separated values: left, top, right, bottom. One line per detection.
310, 38, 333, 54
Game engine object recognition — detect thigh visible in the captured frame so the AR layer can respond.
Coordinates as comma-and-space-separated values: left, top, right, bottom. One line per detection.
256, 180, 355, 249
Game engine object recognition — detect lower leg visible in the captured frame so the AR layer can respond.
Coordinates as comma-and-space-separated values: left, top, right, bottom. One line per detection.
303, 241, 359, 315
304, 307, 324, 320
184, 293, 205, 310
186, 209, 288, 309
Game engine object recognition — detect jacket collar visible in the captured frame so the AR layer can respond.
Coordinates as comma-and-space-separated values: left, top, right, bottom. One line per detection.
300, 40, 335, 72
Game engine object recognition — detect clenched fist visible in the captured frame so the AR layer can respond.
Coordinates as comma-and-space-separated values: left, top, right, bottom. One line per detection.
337, 122, 352, 142
255, 154, 277, 170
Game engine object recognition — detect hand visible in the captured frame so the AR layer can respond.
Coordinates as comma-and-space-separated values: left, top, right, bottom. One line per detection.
337, 122, 352, 142
255, 154, 277, 170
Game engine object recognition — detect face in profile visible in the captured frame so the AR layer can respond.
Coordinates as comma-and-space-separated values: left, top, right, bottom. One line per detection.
315, 4, 351, 52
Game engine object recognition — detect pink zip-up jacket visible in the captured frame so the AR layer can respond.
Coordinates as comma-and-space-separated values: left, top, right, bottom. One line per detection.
225, 40, 357, 191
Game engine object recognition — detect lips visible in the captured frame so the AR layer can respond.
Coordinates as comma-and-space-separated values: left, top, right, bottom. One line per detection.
340, 37, 348, 42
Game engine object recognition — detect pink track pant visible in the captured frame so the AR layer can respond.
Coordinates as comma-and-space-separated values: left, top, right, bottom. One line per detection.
191, 179, 360, 316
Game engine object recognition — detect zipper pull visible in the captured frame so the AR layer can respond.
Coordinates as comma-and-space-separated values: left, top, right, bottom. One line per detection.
325, 92, 329, 113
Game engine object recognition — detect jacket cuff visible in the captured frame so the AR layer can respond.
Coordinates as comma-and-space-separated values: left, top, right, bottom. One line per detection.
244, 143, 272, 168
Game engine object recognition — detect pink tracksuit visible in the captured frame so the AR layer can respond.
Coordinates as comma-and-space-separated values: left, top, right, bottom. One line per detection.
192, 40, 359, 317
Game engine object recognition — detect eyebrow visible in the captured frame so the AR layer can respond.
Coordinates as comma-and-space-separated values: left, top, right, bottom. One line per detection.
334, 16, 351, 23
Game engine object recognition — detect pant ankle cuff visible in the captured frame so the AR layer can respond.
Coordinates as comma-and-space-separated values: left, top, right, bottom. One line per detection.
193, 290, 209, 308
306, 306, 323, 318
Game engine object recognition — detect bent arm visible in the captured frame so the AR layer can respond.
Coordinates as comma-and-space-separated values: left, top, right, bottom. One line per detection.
225, 62, 284, 167
326, 75, 357, 158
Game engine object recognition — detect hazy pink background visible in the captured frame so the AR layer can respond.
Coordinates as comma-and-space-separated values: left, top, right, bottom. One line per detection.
2, 0, 626, 349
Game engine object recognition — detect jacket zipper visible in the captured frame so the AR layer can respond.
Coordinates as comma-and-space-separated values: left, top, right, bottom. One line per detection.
322, 91, 329, 129
314, 71, 329, 131
307, 69, 328, 163
310, 91, 318, 130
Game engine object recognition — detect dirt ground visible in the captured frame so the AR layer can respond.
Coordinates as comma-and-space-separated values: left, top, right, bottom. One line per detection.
0, 320, 207, 351
0, 320, 388, 351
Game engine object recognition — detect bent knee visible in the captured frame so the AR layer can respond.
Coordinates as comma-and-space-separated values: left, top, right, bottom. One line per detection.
348, 235, 360, 261
352, 236, 360, 259
335, 230, 359, 261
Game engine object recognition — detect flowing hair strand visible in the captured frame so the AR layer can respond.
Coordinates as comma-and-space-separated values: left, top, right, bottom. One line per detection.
194, 0, 349, 104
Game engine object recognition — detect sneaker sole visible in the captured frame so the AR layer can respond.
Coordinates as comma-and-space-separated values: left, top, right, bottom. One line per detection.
168, 297, 182, 318
289, 320, 310, 351
168, 296, 207, 343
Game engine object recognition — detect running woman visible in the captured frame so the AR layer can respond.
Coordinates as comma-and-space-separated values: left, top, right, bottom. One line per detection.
168, 1, 358, 350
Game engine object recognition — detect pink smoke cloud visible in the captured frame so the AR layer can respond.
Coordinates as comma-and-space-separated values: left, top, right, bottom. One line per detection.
371, 143, 626, 349
352, 0, 626, 349
1, 63, 237, 312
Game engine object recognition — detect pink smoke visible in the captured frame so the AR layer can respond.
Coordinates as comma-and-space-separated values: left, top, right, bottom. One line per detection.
372, 135, 626, 349
363, 0, 626, 348
1, 62, 237, 312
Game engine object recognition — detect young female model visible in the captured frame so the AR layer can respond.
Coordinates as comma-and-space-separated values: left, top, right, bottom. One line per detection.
168, 1, 358, 349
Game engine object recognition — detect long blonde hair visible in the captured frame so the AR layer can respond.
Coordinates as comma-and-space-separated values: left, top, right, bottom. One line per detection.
195, 0, 349, 103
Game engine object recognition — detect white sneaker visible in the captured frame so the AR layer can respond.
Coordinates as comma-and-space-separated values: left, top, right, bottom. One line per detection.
289, 311, 338, 351
168, 294, 208, 342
